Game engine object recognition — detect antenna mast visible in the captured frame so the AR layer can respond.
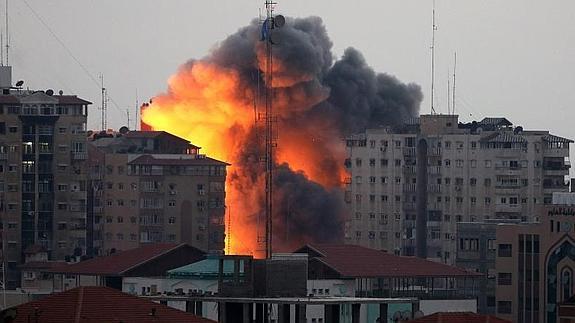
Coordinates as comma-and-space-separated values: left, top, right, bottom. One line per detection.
447, 69, 451, 115
430, 0, 437, 114
452, 52, 457, 115
4, 0, 8, 66
264, 0, 275, 260
100, 74, 108, 131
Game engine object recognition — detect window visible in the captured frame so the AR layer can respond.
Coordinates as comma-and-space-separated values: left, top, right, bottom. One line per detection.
455, 178, 464, 185
509, 197, 518, 205
470, 197, 477, 204
168, 217, 176, 224
381, 177, 387, 184
395, 177, 401, 184
380, 159, 388, 167
117, 233, 124, 240
471, 141, 477, 149
470, 160, 477, 168
369, 158, 376, 167
57, 223, 67, 230
485, 160, 492, 168
106, 217, 113, 223
117, 200, 124, 206
456, 159, 464, 168
369, 176, 376, 184
130, 216, 137, 224
58, 127, 67, 134
381, 195, 388, 202
497, 301, 512, 314
470, 178, 477, 186
117, 216, 124, 223
57, 184, 68, 192
118, 183, 125, 190
8, 126, 17, 133
444, 178, 451, 185
355, 159, 362, 167
444, 159, 451, 167
485, 197, 492, 205
498, 273, 512, 285
484, 178, 491, 187
498, 244, 512, 257
168, 200, 176, 207
395, 195, 401, 202
394, 159, 401, 167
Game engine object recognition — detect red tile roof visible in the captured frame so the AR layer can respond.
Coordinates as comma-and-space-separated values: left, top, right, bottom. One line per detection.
20, 261, 68, 270
48, 243, 196, 276
129, 154, 229, 166
10, 286, 216, 323
297, 244, 482, 278
406, 312, 511, 323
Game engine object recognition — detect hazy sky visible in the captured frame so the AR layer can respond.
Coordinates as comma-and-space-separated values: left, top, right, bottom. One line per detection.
9, 1, 575, 142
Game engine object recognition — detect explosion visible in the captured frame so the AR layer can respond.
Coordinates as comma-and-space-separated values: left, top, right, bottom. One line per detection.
141, 16, 422, 256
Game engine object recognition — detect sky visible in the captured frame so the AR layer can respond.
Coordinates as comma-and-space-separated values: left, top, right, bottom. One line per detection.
8, 0, 575, 143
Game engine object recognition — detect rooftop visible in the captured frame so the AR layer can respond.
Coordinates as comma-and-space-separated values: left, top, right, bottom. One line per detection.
8, 286, 215, 323
0, 93, 91, 105
129, 154, 229, 166
124, 130, 199, 148
48, 243, 205, 276
296, 244, 481, 278
406, 312, 511, 323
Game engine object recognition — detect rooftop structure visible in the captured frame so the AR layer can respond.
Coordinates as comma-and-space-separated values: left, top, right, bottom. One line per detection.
5, 286, 215, 323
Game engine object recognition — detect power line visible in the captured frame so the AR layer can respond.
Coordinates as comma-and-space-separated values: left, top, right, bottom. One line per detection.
20, 0, 124, 113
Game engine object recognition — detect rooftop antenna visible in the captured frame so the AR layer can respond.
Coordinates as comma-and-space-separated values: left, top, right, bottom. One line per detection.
126, 109, 130, 130
135, 89, 139, 130
447, 68, 451, 115
4, 0, 8, 66
452, 51, 457, 115
261, 0, 284, 259
430, 0, 437, 115
99, 74, 108, 131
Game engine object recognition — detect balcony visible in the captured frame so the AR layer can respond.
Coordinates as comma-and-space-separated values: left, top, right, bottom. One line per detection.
428, 166, 441, 175
403, 183, 416, 193
0, 153, 7, 160
429, 147, 441, 156
495, 204, 522, 214
403, 147, 416, 157
72, 151, 87, 160
403, 165, 416, 175
428, 184, 441, 193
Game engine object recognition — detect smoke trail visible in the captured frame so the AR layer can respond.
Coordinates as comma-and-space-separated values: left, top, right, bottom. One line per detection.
142, 16, 422, 255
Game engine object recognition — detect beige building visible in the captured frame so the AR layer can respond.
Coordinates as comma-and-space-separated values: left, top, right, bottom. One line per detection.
345, 114, 571, 264
0, 67, 90, 288
88, 130, 227, 255
494, 196, 575, 323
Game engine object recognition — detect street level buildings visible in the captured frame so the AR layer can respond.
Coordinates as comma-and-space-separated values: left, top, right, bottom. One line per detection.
345, 114, 571, 264
0, 67, 91, 288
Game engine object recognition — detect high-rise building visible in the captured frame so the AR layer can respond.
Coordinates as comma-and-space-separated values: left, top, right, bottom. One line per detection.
0, 67, 91, 288
87, 130, 227, 256
344, 114, 571, 264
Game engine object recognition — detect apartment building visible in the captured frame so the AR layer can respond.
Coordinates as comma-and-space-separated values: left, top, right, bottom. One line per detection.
0, 67, 90, 288
88, 130, 227, 256
493, 196, 575, 323
345, 114, 571, 264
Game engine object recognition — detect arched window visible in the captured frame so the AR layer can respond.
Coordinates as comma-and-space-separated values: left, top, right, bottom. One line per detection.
561, 268, 573, 301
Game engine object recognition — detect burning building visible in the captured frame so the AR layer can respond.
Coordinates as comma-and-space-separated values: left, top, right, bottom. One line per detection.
140, 16, 422, 256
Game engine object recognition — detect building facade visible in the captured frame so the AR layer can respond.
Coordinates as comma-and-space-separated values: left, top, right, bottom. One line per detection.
0, 67, 90, 288
345, 114, 572, 264
88, 131, 227, 255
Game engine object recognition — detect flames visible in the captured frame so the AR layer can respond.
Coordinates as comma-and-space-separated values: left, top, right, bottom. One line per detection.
141, 58, 346, 257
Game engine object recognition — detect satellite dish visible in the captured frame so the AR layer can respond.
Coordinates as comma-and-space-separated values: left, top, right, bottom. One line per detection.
274, 15, 285, 28
59, 90, 63, 96
15, 80, 23, 87
119, 126, 129, 134
46, 89, 54, 96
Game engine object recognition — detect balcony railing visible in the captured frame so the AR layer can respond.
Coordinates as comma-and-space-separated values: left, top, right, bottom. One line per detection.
72, 152, 87, 160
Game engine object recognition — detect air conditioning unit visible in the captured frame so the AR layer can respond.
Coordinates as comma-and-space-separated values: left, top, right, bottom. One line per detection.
198, 190, 205, 196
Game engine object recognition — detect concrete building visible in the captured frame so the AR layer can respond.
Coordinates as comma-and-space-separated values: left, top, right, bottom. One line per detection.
0, 67, 91, 288
87, 130, 227, 255
493, 201, 575, 323
345, 114, 572, 263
